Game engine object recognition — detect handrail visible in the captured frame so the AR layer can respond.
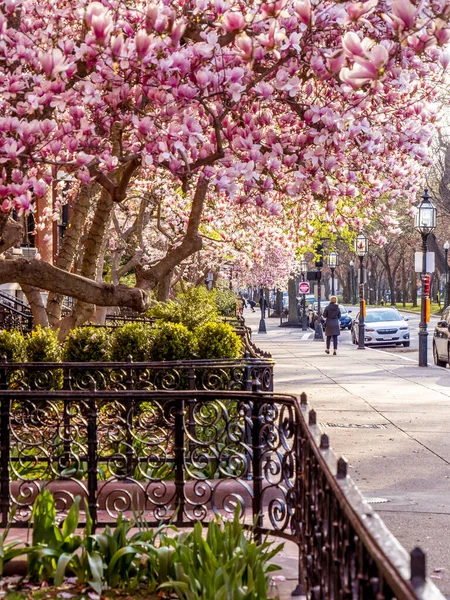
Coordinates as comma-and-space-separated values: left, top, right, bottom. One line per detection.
0, 387, 444, 598
0, 290, 31, 312
0, 294, 32, 316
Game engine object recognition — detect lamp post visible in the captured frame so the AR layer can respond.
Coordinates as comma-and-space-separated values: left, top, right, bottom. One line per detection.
444, 241, 449, 309
258, 285, 267, 334
349, 261, 356, 304
415, 189, 437, 367
300, 258, 308, 331
328, 251, 339, 296
354, 233, 369, 350
313, 244, 324, 342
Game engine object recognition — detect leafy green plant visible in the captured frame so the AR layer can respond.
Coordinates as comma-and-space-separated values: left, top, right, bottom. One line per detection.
0, 329, 26, 362
195, 322, 242, 359
159, 506, 282, 600
24, 326, 62, 362
148, 286, 219, 330
213, 288, 238, 317
0, 507, 31, 576
109, 323, 154, 362
27, 490, 83, 583
63, 326, 110, 362
5, 493, 282, 599
150, 322, 195, 361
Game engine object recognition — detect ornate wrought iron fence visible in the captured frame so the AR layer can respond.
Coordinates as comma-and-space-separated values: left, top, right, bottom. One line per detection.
0, 356, 274, 392
0, 387, 444, 599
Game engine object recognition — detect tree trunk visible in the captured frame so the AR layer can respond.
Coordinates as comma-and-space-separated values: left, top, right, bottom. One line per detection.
412, 263, 418, 307
47, 183, 98, 328
288, 277, 299, 323
402, 257, 407, 307
22, 284, 49, 328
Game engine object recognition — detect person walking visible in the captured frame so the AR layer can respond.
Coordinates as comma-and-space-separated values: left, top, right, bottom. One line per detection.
323, 296, 341, 355
248, 299, 256, 312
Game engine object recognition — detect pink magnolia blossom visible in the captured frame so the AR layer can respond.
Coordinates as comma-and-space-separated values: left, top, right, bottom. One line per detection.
221, 11, 245, 32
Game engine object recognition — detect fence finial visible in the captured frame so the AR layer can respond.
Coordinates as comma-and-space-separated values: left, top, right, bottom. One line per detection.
320, 433, 329, 450
126, 354, 133, 362
308, 409, 316, 426
336, 457, 347, 479
300, 392, 307, 405
410, 547, 426, 585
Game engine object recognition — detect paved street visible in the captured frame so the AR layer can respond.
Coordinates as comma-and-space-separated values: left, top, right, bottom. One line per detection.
245, 308, 450, 598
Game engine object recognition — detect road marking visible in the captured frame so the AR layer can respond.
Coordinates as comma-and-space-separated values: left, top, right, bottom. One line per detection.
301, 333, 312, 340
367, 347, 419, 362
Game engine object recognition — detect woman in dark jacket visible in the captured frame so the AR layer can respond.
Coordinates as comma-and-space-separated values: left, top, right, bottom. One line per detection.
323, 296, 341, 355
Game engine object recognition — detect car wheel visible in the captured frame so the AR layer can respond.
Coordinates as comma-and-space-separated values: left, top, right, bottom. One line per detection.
433, 343, 446, 367
402, 342, 410, 347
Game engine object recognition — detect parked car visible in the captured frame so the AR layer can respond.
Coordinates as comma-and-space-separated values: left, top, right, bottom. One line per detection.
433, 307, 450, 366
351, 308, 410, 347
339, 306, 353, 330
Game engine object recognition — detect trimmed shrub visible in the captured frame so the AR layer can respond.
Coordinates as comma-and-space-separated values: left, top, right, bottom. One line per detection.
109, 323, 154, 362
0, 329, 26, 362
195, 322, 242, 359
148, 286, 219, 330
25, 326, 62, 362
150, 322, 195, 361
63, 326, 110, 362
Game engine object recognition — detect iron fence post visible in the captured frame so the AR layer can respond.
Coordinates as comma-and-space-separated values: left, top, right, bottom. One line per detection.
125, 356, 134, 478
0, 394, 10, 527
174, 397, 185, 526
251, 394, 263, 543
87, 383, 98, 531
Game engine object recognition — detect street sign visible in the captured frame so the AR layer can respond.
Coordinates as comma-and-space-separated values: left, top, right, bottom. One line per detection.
298, 281, 310, 294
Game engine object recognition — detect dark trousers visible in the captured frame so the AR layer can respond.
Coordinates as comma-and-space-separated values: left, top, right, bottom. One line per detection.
326, 335, 338, 350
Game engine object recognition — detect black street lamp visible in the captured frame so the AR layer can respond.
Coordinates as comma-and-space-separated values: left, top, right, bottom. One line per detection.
313, 244, 324, 342
354, 233, 369, 350
444, 240, 449, 309
258, 285, 267, 334
415, 189, 437, 367
300, 257, 308, 331
328, 251, 339, 296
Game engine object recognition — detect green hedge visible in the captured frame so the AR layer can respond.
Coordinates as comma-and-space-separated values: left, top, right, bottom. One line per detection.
0, 319, 243, 363
109, 322, 154, 361
63, 326, 111, 362
195, 322, 242, 359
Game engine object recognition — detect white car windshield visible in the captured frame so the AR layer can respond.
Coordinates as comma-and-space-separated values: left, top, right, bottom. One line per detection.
365, 310, 402, 323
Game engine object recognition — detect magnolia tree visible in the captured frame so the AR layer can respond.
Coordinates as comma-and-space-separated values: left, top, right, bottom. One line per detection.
0, 0, 449, 334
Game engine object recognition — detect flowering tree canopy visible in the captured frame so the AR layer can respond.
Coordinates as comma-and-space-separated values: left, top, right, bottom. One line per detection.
0, 0, 448, 331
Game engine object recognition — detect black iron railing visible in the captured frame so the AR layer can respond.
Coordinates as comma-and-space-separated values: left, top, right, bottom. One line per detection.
0, 356, 274, 392
0, 387, 444, 599
0, 291, 33, 333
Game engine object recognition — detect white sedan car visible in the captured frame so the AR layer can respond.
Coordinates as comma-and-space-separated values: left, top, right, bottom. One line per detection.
351, 307, 410, 347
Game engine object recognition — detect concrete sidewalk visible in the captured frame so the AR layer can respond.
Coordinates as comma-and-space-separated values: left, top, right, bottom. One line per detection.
244, 309, 450, 597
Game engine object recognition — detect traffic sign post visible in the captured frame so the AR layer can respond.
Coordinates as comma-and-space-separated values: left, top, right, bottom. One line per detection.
298, 281, 310, 294
298, 281, 309, 331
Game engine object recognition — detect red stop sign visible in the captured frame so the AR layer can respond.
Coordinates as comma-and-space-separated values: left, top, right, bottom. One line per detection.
298, 281, 310, 294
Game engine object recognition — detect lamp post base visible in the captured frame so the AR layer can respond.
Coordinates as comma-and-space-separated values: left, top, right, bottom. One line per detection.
418, 327, 428, 366
301, 314, 308, 331
313, 321, 324, 341
258, 319, 267, 334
